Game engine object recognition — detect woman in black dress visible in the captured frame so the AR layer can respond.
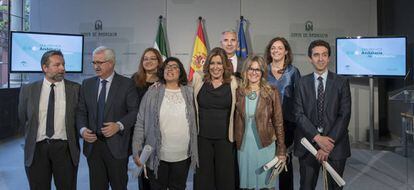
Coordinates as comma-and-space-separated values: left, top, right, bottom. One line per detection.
193, 47, 238, 190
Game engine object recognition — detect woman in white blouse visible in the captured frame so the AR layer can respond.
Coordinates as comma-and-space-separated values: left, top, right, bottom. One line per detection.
132, 57, 198, 190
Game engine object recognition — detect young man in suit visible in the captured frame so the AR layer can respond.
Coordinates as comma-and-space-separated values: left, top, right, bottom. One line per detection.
77, 46, 139, 190
18, 50, 80, 189
294, 40, 351, 190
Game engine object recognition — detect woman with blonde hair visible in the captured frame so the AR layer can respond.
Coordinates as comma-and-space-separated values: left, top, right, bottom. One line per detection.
234, 55, 286, 189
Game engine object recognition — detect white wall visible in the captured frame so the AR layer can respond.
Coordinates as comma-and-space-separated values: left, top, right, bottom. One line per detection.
29, 0, 378, 142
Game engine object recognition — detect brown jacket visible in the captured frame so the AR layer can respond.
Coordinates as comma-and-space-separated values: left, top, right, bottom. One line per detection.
234, 86, 286, 156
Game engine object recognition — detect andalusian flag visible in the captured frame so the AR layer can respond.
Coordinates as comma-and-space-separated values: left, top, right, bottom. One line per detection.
188, 18, 208, 81
236, 17, 248, 59
154, 16, 168, 60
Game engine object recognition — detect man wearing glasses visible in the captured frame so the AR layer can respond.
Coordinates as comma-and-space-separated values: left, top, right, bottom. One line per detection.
77, 46, 138, 190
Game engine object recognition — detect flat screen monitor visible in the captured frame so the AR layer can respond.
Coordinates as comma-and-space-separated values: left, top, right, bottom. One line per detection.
10, 31, 84, 73
336, 36, 406, 77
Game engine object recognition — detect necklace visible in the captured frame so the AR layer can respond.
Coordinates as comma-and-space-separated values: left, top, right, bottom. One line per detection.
247, 90, 257, 100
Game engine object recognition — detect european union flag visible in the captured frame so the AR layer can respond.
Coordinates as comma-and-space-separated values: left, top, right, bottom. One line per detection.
236, 17, 248, 59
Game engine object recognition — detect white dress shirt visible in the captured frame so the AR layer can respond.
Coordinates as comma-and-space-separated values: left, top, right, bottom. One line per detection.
313, 70, 328, 97
230, 54, 238, 72
80, 72, 124, 135
37, 79, 67, 141
97, 72, 114, 101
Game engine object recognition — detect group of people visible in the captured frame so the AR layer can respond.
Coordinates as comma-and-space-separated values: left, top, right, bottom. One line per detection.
18, 29, 351, 190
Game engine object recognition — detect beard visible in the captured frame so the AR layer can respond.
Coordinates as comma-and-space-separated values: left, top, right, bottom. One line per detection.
51, 73, 64, 81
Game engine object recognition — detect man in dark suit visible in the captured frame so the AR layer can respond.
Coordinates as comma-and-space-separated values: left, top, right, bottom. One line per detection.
294, 40, 351, 190
18, 50, 80, 189
77, 46, 138, 190
220, 29, 244, 78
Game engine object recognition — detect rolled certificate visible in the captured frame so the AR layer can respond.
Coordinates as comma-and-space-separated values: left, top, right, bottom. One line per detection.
300, 138, 346, 187
263, 156, 280, 171
136, 145, 153, 176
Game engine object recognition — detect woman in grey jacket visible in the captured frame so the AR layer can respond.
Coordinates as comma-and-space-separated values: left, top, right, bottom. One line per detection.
132, 57, 198, 190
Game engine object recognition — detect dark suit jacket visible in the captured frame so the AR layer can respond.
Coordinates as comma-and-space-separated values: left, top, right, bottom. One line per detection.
18, 79, 80, 167
234, 56, 245, 79
293, 71, 351, 160
76, 73, 138, 159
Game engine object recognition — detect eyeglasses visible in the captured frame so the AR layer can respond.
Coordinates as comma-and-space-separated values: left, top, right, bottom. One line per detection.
165, 65, 179, 71
143, 57, 158, 62
91, 60, 110, 66
247, 68, 262, 74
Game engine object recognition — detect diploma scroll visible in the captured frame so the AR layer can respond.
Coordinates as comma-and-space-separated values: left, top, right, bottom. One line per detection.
263, 156, 280, 171
300, 138, 346, 187
136, 145, 153, 176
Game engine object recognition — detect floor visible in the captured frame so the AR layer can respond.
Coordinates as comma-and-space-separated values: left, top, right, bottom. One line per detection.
1, 136, 414, 190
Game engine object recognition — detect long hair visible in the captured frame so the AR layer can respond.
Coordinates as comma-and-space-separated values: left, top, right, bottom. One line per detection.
158, 57, 188, 86
203, 47, 232, 84
133, 48, 163, 88
264, 37, 293, 74
240, 55, 272, 96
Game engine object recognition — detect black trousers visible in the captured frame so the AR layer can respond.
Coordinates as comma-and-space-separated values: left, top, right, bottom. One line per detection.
146, 158, 191, 190
87, 139, 128, 190
25, 139, 77, 190
194, 136, 236, 190
279, 120, 295, 190
299, 153, 346, 190
138, 173, 151, 190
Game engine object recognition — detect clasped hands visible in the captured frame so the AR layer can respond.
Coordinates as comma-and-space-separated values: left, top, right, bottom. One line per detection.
81, 122, 120, 143
313, 134, 335, 162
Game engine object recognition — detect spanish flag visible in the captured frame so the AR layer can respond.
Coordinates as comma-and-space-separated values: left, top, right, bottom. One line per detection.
188, 18, 207, 81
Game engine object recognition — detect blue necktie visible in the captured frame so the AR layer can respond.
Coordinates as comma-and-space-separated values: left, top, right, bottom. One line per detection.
97, 80, 107, 134
317, 76, 324, 133
46, 83, 55, 138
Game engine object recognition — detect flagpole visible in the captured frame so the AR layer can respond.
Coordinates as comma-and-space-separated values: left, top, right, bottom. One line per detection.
154, 15, 168, 59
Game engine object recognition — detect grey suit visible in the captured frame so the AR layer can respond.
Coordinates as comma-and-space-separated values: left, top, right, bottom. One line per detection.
18, 79, 80, 189
76, 73, 138, 189
18, 79, 80, 167
294, 71, 351, 190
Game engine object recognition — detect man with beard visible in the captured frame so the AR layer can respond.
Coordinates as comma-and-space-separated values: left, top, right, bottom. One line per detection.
77, 46, 138, 190
18, 50, 80, 189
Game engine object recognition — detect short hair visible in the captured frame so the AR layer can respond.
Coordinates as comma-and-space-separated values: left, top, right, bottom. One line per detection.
203, 47, 233, 84
41, 50, 64, 68
220, 29, 238, 41
158, 57, 188, 86
264, 37, 293, 74
93, 46, 116, 63
134, 48, 163, 88
308, 40, 331, 58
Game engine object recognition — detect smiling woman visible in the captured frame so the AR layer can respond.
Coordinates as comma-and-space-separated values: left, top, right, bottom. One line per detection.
234, 55, 287, 189
192, 47, 239, 190
132, 56, 198, 190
